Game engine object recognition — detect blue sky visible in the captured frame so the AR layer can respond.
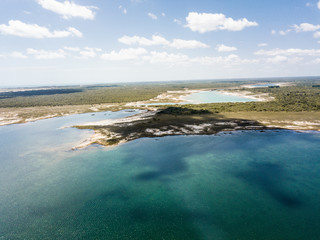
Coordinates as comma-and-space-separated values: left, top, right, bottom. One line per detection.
1, 0, 320, 87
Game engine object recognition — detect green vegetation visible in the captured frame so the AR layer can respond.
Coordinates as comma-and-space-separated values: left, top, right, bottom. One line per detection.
0, 81, 248, 108
153, 83, 320, 112
1, 78, 320, 127
76, 107, 267, 147
158, 107, 211, 115
0, 88, 83, 99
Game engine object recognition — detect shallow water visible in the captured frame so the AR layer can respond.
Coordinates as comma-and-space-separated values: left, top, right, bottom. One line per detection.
143, 90, 256, 106
182, 90, 256, 104
249, 83, 277, 88
0, 111, 320, 240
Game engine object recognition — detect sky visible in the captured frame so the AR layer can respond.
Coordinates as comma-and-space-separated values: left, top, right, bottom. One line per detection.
1, 0, 320, 87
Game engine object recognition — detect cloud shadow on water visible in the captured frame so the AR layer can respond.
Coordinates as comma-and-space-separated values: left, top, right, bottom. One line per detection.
133, 155, 189, 181
234, 161, 303, 208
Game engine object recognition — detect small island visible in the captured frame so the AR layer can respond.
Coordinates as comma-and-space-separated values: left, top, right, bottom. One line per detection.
0, 78, 320, 150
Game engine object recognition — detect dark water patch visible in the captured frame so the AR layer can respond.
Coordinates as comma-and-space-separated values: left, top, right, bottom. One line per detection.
97, 188, 132, 202
234, 161, 303, 208
2, 120, 320, 240
134, 170, 164, 181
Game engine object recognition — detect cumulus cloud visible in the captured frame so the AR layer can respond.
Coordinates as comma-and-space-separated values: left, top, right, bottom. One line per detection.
192, 54, 256, 65
216, 44, 237, 52
27, 48, 66, 59
67, 27, 83, 37
101, 48, 148, 61
10, 51, 28, 59
64, 46, 80, 52
258, 43, 268, 47
119, 35, 169, 46
170, 39, 209, 49
314, 32, 320, 38
63, 46, 102, 58
0, 20, 82, 38
174, 19, 182, 25
36, 0, 97, 20
143, 51, 189, 64
148, 13, 157, 20
118, 35, 209, 49
185, 12, 258, 33
293, 23, 320, 32
266, 55, 288, 63
318, 0, 320, 9
279, 30, 291, 35
276, 23, 320, 37
79, 47, 102, 59
254, 48, 320, 56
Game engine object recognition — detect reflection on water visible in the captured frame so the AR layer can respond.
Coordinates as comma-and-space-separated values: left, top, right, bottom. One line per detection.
0, 112, 320, 239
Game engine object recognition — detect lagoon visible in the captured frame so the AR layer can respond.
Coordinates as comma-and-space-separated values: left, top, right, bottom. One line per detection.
0, 111, 320, 239
182, 90, 256, 104
144, 90, 256, 106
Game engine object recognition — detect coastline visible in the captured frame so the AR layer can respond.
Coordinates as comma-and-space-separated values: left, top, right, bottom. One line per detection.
71, 109, 320, 150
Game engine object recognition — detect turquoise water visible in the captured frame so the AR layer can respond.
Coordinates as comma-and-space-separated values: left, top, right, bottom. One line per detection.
183, 91, 256, 104
1, 112, 320, 239
250, 84, 277, 88
144, 91, 256, 106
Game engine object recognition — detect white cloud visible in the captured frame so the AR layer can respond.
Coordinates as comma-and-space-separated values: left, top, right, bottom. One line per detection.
318, 0, 320, 9
118, 35, 209, 49
27, 48, 66, 59
67, 27, 82, 37
266, 55, 288, 63
63, 46, 102, 58
254, 48, 320, 56
119, 5, 127, 14
216, 44, 237, 52
64, 46, 80, 52
174, 19, 182, 25
143, 51, 189, 64
314, 31, 320, 38
258, 43, 268, 47
293, 23, 320, 32
161, 13, 166, 17
192, 54, 256, 65
148, 13, 158, 20
77, 47, 101, 59
277, 23, 320, 37
0, 20, 82, 38
313, 58, 320, 64
119, 35, 170, 46
271, 30, 277, 35
101, 48, 147, 61
185, 12, 258, 33
170, 39, 209, 49
265, 55, 302, 64
10, 51, 28, 59
36, 0, 96, 20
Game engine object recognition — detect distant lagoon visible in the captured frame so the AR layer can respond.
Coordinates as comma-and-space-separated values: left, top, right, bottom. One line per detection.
143, 90, 256, 106
1, 111, 320, 239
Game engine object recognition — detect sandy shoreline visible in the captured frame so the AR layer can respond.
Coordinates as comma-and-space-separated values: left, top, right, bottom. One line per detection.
72, 110, 320, 150
218, 90, 274, 102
